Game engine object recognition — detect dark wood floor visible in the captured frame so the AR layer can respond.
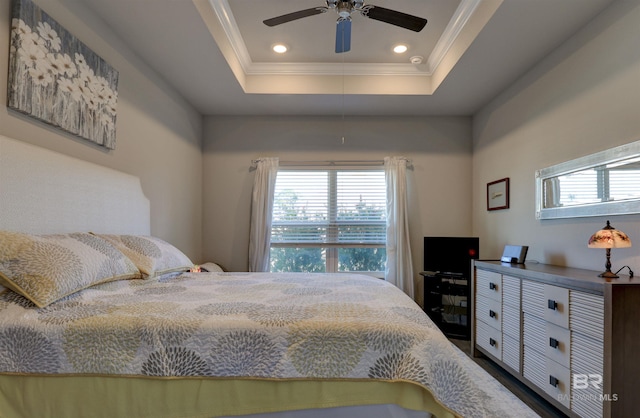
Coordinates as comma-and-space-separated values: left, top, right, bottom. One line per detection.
448, 338, 567, 418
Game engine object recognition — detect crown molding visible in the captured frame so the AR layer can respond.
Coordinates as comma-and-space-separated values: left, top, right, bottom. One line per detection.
426, 0, 482, 73
248, 62, 430, 76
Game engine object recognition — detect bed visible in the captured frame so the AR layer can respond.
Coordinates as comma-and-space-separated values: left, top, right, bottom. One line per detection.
0, 135, 538, 418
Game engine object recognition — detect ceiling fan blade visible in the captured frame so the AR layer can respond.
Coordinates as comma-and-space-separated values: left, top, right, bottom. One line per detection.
361, 6, 427, 32
263, 7, 327, 27
335, 18, 352, 53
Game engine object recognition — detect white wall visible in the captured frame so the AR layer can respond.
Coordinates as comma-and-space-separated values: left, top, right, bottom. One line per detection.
0, 0, 203, 261
202, 115, 473, 300
472, 0, 640, 272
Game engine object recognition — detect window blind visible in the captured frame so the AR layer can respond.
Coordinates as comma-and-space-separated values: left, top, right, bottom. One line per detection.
271, 169, 386, 246
554, 167, 640, 207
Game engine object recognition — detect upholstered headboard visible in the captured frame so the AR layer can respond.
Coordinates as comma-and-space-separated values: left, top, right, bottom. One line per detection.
0, 135, 150, 235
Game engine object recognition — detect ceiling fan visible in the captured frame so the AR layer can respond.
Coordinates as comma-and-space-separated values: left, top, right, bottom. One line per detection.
263, 0, 428, 53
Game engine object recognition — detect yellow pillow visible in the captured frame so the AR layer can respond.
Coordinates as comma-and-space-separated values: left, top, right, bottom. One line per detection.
0, 231, 140, 307
94, 235, 193, 278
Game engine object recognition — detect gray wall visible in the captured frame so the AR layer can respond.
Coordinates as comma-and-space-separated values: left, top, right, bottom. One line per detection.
202, 115, 473, 300
0, 0, 203, 261
4, 0, 638, 285
472, 0, 640, 272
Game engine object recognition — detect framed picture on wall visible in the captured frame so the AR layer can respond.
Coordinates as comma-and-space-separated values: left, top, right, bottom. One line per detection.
7, 0, 119, 149
487, 178, 509, 211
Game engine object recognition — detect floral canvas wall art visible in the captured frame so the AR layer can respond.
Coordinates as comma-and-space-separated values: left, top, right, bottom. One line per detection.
7, 0, 119, 149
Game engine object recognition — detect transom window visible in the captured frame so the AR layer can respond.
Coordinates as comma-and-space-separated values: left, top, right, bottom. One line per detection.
270, 169, 386, 275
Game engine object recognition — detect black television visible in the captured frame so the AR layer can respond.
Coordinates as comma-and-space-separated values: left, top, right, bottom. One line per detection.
423, 236, 479, 279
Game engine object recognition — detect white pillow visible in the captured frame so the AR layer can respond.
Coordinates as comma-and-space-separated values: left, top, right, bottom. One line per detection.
0, 231, 140, 307
94, 234, 193, 278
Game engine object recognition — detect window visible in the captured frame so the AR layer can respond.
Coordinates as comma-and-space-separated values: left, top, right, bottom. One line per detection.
270, 168, 386, 275
544, 163, 640, 208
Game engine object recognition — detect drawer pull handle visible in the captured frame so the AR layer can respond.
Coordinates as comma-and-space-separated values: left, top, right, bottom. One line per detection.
489, 338, 497, 347
489, 310, 497, 318
549, 375, 559, 387
489, 282, 497, 290
549, 337, 559, 349
547, 299, 558, 310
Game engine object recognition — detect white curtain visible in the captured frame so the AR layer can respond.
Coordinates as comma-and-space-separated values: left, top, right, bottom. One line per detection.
248, 157, 279, 272
384, 156, 414, 298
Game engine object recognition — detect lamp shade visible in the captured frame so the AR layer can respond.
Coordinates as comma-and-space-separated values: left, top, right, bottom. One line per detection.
588, 220, 632, 249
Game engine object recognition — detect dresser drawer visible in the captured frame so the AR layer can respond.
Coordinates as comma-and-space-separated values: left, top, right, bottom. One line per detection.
545, 321, 571, 368
544, 285, 569, 328
545, 358, 571, 409
523, 346, 571, 409
475, 294, 502, 332
523, 313, 571, 369
476, 269, 501, 302
476, 319, 502, 360
523, 281, 569, 328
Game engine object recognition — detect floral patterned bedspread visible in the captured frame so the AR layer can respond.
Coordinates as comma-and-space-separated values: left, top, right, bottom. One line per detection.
0, 272, 537, 417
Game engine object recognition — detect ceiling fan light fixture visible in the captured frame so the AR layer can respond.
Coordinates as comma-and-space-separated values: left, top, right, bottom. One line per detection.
272, 44, 288, 54
264, 2, 427, 53
393, 44, 408, 54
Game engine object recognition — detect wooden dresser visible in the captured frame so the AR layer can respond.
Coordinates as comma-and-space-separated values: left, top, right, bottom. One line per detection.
472, 260, 640, 418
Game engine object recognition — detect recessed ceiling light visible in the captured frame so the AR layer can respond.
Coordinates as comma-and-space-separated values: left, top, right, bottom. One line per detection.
393, 44, 408, 54
272, 44, 288, 54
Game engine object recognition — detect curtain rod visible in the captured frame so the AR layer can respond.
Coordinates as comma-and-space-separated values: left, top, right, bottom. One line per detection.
250, 158, 412, 168
254, 159, 383, 166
